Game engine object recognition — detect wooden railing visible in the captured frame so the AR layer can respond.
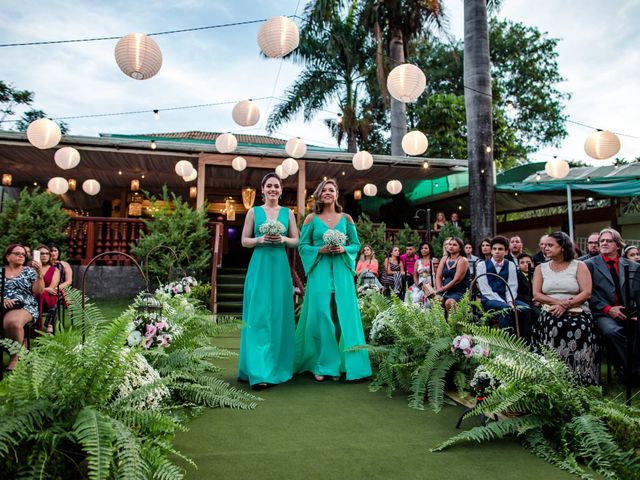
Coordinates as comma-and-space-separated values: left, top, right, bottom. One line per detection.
67, 217, 144, 265
209, 222, 224, 313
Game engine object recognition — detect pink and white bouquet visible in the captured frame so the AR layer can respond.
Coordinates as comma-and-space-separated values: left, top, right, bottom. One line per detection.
128, 313, 174, 350
259, 218, 286, 236
322, 229, 346, 247
161, 276, 198, 296
451, 335, 489, 358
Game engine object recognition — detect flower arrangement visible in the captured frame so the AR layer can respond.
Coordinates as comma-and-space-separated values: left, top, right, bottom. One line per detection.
357, 282, 383, 296
451, 335, 489, 358
259, 218, 286, 236
128, 310, 175, 349
469, 365, 500, 397
322, 228, 347, 247
160, 276, 198, 296
117, 353, 170, 410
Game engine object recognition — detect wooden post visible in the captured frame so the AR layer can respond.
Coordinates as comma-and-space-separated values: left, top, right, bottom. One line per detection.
297, 160, 306, 222
196, 155, 206, 209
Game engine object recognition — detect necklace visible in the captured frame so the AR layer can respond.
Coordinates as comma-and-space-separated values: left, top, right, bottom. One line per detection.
548, 260, 570, 272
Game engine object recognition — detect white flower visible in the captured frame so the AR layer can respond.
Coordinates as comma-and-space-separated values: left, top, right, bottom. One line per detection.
127, 330, 143, 346
458, 336, 471, 350
322, 229, 347, 247
259, 219, 286, 236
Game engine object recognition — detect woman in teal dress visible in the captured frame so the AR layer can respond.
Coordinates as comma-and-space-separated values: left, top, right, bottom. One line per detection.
238, 173, 299, 390
295, 178, 372, 381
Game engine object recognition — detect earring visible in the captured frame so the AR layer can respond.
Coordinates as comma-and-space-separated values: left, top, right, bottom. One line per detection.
261, 194, 265, 202
279, 195, 282, 201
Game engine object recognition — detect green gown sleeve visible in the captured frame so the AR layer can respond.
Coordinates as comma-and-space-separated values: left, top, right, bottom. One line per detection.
298, 222, 322, 275
341, 219, 361, 274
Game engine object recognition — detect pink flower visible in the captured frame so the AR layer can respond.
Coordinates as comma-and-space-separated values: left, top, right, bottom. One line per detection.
463, 347, 473, 358
146, 324, 157, 337
144, 337, 154, 349
159, 334, 170, 347
155, 321, 167, 331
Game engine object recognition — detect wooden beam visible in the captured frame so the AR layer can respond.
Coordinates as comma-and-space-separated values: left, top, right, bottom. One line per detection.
297, 160, 306, 222
196, 155, 206, 209
200, 153, 282, 169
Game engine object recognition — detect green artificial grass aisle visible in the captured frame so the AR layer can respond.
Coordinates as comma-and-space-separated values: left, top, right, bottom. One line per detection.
174, 334, 573, 480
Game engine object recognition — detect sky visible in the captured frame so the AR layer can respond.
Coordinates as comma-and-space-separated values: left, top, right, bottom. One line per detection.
1, 0, 639, 165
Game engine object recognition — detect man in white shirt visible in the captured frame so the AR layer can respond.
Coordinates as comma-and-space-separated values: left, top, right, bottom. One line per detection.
505, 235, 524, 264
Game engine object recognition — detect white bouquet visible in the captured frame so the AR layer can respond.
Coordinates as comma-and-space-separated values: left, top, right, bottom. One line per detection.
259, 218, 286, 236
322, 229, 347, 247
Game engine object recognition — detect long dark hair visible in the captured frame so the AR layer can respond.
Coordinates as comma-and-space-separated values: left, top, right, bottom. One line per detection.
548, 231, 575, 262
313, 178, 343, 214
418, 241, 433, 259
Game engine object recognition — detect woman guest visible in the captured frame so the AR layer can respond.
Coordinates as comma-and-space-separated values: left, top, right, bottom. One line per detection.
356, 245, 379, 278
435, 237, 469, 312
381, 246, 404, 298
623, 245, 639, 262
295, 178, 371, 382
412, 242, 437, 304
433, 212, 447, 232
238, 173, 299, 390
478, 237, 492, 261
50, 244, 73, 291
35, 245, 60, 334
533, 232, 598, 385
2, 244, 44, 371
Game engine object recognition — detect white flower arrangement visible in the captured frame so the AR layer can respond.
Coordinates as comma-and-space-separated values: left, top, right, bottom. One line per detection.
159, 276, 198, 297
259, 218, 286, 236
117, 353, 170, 410
469, 365, 500, 395
322, 229, 347, 247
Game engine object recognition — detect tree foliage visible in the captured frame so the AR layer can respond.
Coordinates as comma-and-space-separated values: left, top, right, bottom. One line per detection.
0, 80, 69, 133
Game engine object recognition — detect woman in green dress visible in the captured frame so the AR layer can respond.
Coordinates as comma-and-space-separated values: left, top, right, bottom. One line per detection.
295, 179, 372, 381
238, 173, 299, 390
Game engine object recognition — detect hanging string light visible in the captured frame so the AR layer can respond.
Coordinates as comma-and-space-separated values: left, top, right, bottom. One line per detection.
153, 109, 160, 120
82, 179, 101, 195
584, 130, 621, 160
232, 156, 247, 172
386, 180, 402, 195
387, 64, 426, 103
216, 133, 238, 153
114, 33, 163, 80
54, 147, 81, 169
232, 99, 261, 127
257, 16, 299, 58
363, 184, 377, 196
352, 150, 373, 170
27, 118, 61, 149
401, 131, 428, 156
285, 137, 307, 158
48, 177, 68, 195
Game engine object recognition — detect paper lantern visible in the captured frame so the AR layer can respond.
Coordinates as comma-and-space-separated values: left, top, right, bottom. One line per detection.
175, 160, 194, 177
363, 184, 377, 196
48, 177, 68, 195
386, 180, 402, 195
54, 147, 81, 169
282, 158, 299, 176
584, 130, 621, 160
130, 179, 140, 191
352, 150, 373, 170
183, 169, 197, 182
232, 156, 247, 172
285, 137, 307, 158
82, 179, 100, 195
232, 99, 261, 127
387, 64, 426, 103
401, 131, 428, 156
275, 164, 289, 179
114, 33, 163, 80
26, 118, 61, 149
544, 158, 570, 179
258, 16, 299, 58
216, 133, 237, 153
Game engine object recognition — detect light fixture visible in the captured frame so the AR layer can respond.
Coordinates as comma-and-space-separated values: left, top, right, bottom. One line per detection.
118, 170, 123, 175
352, 150, 373, 170
586, 176, 592, 182
484, 145, 492, 153
67, 178, 76, 191
189, 186, 197, 199
48, 177, 68, 195
353, 189, 362, 200
2, 173, 12, 186
82, 179, 100, 195
183, 169, 197, 182
27, 118, 61, 149
223, 197, 236, 220
341, 171, 346, 176
535, 173, 541, 181
387, 64, 426, 103
544, 158, 570, 179
175, 160, 194, 177
153, 109, 160, 120
434, 182, 439, 188
150, 141, 157, 150
282, 157, 299, 176
423, 161, 429, 169
54, 147, 81, 170
285, 137, 307, 158
458, 205, 463, 210
216, 133, 238, 153
141, 174, 145, 179
275, 164, 289, 179
257, 16, 299, 58
232, 156, 247, 172
242, 186, 256, 209
401, 131, 428, 156
131, 179, 140, 191
232, 99, 261, 127
114, 33, 163, 80
128, 192, 143, 217
584, 130, 621, 160
336, 113, 343, 124
363, 184, 377, 196
386, 180, 402, 195
514, 192, 518, 196
506, 99, 515, 111
33, 182, 38, 186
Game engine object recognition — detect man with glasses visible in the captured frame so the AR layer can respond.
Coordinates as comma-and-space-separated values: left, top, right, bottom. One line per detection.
585, 228, 640, 382
579, 232, 600, 261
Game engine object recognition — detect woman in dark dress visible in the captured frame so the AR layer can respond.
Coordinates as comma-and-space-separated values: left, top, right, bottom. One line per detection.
435, 237, 469, 312
382, 246, 404, 298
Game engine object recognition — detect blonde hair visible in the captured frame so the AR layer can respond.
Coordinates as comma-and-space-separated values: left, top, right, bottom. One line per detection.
359, 245, 375, 261
313, 178, 343, 214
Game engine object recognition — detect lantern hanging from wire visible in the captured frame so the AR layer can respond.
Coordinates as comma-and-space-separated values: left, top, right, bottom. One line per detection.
363, 183, 377, 196
242, 186, 256, 209
386, 180, 403, 195
584, 130, 621, 160
275, 164, 289, 179
232, 99, 261, 127
27, 118, 62, 149
114, 33, 163, 80
387, 64, 426, 103
401, 131, 428, 156
54, 146, 81, 169
352, 150, 373, 170
257, 16, 299, 58
232, 156, 247, 172
48, 177, 68, 195
82, 179, 101, 195
183, 169, 197, 182
285, 137, 307, 158
174, 160, 193, 177
216, 133, 238, 153
282, 157, 299, 176
544, 158, 570, 179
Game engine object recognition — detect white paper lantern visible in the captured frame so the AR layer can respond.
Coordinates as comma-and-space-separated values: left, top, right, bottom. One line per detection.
401, 131, 429, 156
216, 133, 238, 154
48, 177, 68, 195
285, 137, 307, 158
26, 118, 62, 149
352, 150, 373, 170
231, 156, 247, 172
363, 184, 378, 197
183, 169, 198, 182
545, 158, 570, 179
282, 158, 299, 176
54, 147, 80, 170
584, 130, 621, 160
232, 99, 261, 127
258, 16, 299, 58
114, 33, 163, 80
387, 64, 426, 103
386, 180, 403, 195
175, 160, 194, 177
82, 179, 100, 195
275, 164, 289, 179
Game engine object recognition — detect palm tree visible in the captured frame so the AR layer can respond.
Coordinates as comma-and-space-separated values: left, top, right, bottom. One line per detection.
267, 3, 370, 152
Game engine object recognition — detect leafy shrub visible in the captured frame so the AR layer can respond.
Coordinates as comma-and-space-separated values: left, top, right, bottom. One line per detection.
189, 282, 212, 308
355, 213, 388, 265
432, 222, 465, 258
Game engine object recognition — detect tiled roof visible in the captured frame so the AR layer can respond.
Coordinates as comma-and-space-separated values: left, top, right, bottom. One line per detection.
137, 131, 286, 145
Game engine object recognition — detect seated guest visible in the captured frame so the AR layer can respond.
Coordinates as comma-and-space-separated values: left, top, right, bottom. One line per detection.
622, 245, 639, 262
433, 212, 447, 232
464, 242, 480, 278
586, 228, 640, 381
506, 235, 524, 264
578, 232, 600, 261
476, 236, 531, 341
50, 244, 73, 292
400, 243, 419, 290
532, 234, 548, 266
450, 212, 462, 229
356, 244, 379, 278
478, 237, 492, 261
35, 245, 60, 334
412, 242, 438, 305
435, 237, 469, 313
516, 253, 534, 304
382, 246, 404, 298
534, 232, 598, 385
2, 244, 44, 371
